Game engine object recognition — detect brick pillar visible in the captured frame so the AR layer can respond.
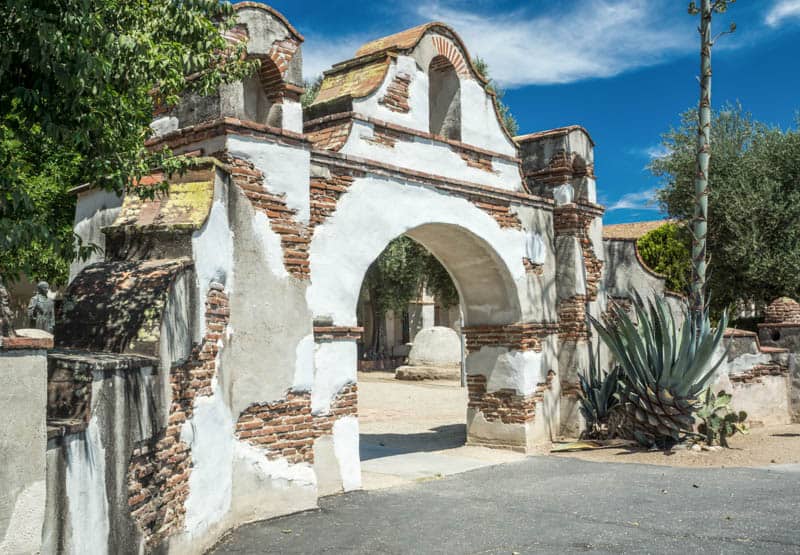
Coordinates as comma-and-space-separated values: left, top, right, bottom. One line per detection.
553, 202, 605, 436
463, 323, 559, 452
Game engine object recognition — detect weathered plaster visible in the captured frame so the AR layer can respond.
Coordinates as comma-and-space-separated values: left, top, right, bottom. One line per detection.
466, 346, 546, 396
311, 341, 356, 415
307, 176, 526, 327
228, 136, 311, 223
332, 416, 361, 491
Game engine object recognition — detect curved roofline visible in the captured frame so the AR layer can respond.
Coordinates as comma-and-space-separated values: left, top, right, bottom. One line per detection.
233, 2, 304, 42
355, 22, 487, 86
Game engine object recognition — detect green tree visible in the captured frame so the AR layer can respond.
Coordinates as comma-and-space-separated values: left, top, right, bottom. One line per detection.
637, 223, 692, 294
301, 76, 323, 108
472, 57, 519, 137
651, 104, 800, 315
362, 236, 459, 357
0, 0, 255, 283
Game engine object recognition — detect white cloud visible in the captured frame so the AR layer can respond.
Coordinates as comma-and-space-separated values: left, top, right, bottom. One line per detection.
607, 188, 659, 211
644, 144, 671, 160
416, 0, 693, 87
766, 0, 800, 27
301, 35, 369, 80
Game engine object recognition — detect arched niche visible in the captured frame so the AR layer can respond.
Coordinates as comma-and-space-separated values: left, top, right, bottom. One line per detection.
428, 55, 461, 141
242, 55, 284, 127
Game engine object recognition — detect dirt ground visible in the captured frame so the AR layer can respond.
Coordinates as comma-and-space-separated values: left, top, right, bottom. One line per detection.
358, 371, 800, 470
553, 423, 800, 468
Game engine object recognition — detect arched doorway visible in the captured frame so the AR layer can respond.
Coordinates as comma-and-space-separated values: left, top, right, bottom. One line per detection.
352, 229, 527, 487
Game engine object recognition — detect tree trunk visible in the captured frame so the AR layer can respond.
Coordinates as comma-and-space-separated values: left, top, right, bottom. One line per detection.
691, 0, 713, 330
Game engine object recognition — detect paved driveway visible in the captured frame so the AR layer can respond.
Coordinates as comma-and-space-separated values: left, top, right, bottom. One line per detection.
210, 457, 800, 554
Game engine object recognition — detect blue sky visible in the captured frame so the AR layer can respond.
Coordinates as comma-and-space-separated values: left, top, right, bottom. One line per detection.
246, 0, 800, 224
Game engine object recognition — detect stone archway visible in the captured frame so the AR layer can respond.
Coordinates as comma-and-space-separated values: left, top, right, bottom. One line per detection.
307, 180, 560, 471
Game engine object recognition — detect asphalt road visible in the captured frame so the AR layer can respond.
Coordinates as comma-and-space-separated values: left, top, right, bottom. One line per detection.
210, 457, 800, 554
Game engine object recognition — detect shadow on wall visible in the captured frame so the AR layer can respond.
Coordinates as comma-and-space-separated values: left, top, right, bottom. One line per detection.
360, 424, 466, 460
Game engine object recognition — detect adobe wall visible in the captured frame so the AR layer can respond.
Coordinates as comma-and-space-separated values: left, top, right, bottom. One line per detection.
0, 338, 51, 554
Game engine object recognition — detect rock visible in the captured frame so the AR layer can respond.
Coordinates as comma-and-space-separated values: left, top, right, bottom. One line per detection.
407, 326, 461, 366
395, 326, 462, 381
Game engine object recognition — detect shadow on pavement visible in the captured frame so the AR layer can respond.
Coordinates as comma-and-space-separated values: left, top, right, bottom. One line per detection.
360, 424, 466, 460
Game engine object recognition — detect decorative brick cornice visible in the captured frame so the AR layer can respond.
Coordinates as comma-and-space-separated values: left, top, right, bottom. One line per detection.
1, 336, 53, 350
146, 117, 309, 153
463, 322, 559, 354
313, 326, 364, 342
310, 149, 553, 211
304, 112, 520, 164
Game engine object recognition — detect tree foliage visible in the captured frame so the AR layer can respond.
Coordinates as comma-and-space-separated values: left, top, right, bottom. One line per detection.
364, 236, 459, 316
651, 104, 800, 314
301, 76, 323, 108
362, 236, 459, 355
472, 57, 519, 137
0, 0, 255, 283
637, 223, 692, 294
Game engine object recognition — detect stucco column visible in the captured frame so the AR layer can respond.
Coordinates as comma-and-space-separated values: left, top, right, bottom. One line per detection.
0, 333, 52, 554
463, 323, 559, 452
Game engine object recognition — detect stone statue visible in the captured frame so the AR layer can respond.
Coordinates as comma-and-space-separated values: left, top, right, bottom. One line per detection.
0, 277, 14, 337
27, 281, 55, 334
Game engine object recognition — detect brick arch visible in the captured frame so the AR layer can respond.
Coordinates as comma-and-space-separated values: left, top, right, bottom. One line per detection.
431, 35, 470, 78
254, 54, 284, 101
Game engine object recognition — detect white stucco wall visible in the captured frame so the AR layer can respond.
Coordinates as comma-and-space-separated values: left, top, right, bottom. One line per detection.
340, 120, 522, 191
307, 176, 529, 327
192, 180, 235, 341
65, 416, 109, 555
311, 341, 357, 415
228, 136, 310, 223
466, 346, 546, 395
352, 56, 428, 132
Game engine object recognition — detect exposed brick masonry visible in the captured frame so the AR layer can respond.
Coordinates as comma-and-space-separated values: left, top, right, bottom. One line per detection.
522, 258, 544, 275
234, 384, 357, 464
467, 371, 556, 425
553, 204, 603, 301
378, 73, 411, 113
226, 156, 311, 280
306, 120, 352, 152
310, 167, 359, 227
458, 149, 494, 172
127, 284, 229, 548
558, 295, 589, 342
729, 363, 788, 384
463, 322, 559, 354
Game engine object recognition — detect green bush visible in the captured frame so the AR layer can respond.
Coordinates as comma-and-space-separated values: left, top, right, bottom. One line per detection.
637, 222, 692, 294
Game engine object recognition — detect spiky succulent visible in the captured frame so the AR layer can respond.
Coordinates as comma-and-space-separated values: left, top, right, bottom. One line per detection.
589, 293, 728, 446
578, 345, 621, 439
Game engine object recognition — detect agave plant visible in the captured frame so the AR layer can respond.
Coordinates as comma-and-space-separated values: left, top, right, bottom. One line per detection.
578, 344, 621, 439
589, 293, 728, 446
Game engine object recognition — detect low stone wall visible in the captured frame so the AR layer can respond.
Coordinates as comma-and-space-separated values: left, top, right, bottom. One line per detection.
0, 336, 51, 554
715, 331, 794, 427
